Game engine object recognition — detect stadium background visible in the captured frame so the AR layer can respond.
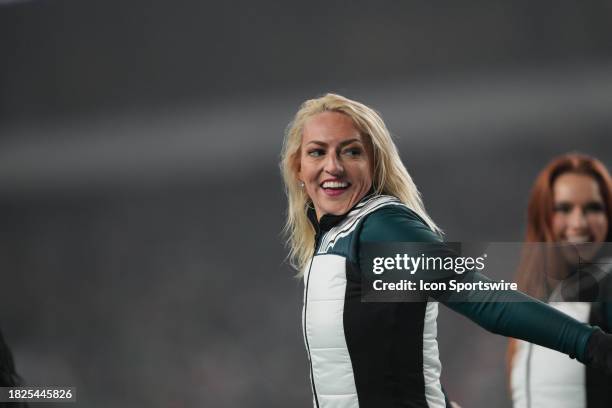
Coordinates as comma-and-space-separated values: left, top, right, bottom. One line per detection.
1, 1, 612, 406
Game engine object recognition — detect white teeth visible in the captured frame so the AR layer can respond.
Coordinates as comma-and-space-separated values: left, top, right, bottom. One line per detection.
566, 236, 590, 243
322, 181, 349, 189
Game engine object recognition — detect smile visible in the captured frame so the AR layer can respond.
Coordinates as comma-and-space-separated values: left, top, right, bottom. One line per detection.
321, 181, 350, 189
320, 180, 351, 196
565, 235, 591, 244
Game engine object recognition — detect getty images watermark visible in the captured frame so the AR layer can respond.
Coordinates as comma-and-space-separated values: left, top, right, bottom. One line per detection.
360, 242, 612, 302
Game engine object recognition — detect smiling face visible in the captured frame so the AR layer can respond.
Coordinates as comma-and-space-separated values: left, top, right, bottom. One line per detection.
552, 172, 608, 262
297, 111, 374, 220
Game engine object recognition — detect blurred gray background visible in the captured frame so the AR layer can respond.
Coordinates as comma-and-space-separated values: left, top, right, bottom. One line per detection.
1, 1, 612, 407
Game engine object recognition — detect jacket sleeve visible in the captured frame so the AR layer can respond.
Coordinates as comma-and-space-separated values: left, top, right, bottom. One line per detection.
359, 205, 596, 363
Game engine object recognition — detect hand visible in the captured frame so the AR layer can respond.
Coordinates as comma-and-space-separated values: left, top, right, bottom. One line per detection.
585, 328, 612, 374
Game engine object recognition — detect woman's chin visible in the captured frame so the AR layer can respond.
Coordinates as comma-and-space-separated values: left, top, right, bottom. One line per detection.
317, 200, 353, 217
314, 188, 370, 217
320, 205, 349, 216
559, 242, 603, 266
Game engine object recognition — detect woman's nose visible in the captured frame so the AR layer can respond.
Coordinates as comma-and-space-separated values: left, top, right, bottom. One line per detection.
324, 154, 344, 175
567, 207, 588, 231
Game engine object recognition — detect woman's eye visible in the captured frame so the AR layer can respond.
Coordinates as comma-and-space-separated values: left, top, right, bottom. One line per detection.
343, 148, 362, 157
584, 202, 605, 214
554, 203, 572, 213
308, 149, 324, 157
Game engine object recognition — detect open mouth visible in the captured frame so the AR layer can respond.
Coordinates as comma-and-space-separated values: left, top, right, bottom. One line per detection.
320, 180, 351, 195
565, 235, 592, 244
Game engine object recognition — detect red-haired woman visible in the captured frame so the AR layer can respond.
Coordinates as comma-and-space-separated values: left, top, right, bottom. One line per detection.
509, 153, 612, 408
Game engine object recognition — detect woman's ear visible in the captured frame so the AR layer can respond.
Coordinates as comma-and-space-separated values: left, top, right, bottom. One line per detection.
292, 152, 302, 180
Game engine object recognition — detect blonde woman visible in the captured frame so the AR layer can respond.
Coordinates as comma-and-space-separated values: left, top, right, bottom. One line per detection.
280, 93, 612, 408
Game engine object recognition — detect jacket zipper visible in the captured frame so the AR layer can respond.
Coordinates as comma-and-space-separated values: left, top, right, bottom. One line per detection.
303, 231, 321, 408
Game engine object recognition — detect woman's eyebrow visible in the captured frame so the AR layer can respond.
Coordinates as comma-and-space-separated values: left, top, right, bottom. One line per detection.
305, 138, 362, 147
338, 138, 362, 147
306, 140, 327, 146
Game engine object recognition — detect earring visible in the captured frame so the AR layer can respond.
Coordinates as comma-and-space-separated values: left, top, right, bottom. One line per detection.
299, 181, 305, 188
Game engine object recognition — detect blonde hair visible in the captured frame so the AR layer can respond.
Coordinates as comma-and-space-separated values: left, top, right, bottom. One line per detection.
280, 93, 441, 273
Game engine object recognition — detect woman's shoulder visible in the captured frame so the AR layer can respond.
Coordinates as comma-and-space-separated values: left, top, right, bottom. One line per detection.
358, 195, 442, 243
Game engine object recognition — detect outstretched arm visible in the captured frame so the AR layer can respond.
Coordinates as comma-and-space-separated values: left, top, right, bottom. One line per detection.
437, 271, 594, 362
359, 205, 612, 372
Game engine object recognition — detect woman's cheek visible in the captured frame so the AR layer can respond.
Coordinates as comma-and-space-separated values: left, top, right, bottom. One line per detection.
551, 215, 566, 240
589, 214, 608, 242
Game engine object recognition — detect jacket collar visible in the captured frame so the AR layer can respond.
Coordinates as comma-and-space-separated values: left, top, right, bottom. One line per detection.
307, 188, 376, 233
